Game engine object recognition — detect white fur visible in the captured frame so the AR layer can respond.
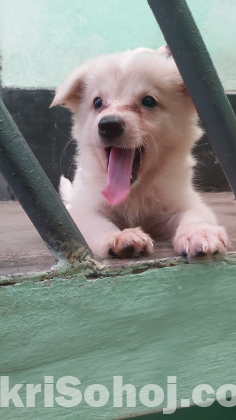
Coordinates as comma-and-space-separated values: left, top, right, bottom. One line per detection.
59, 175, 73, 210
52, 48, 229, 258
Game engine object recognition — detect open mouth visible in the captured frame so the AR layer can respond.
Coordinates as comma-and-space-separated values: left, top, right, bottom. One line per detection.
101, 147, 143, 207
105, 147, 142, 184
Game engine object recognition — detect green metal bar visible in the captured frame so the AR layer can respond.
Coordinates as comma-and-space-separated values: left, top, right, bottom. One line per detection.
0, 99, 92, 261
148, 0, 236, 196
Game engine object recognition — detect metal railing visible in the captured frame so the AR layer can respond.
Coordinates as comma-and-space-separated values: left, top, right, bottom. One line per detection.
0, 100, 92, 262
0, 0, 236, 269
148, 0, 236, 197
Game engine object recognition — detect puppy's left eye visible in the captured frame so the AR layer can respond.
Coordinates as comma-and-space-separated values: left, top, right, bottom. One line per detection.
142, 96, 157, 108
93, 97, 103, 110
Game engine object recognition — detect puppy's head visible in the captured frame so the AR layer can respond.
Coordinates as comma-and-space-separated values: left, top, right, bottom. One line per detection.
51, 47, 201, 206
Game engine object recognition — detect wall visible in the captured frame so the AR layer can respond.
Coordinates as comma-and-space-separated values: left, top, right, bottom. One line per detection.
1, 0, 236, 90
0, 0, 235, 197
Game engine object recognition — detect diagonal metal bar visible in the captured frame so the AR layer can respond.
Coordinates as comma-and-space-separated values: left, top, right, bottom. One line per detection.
148, 0, 236, 197
0, 99, 92, 261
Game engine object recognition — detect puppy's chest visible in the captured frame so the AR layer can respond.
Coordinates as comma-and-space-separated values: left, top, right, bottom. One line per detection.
101, 199, 172, 239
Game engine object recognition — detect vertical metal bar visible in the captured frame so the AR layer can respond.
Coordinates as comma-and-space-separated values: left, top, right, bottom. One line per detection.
0, 99, 92, 261
148, 0, 236, 196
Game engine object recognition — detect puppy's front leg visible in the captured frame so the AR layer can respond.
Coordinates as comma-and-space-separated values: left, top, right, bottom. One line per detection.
172, 194, 229, 257
69, 208, 153, 259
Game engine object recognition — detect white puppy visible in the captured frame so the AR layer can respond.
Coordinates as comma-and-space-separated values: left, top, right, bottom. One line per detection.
51, 47, 229, 259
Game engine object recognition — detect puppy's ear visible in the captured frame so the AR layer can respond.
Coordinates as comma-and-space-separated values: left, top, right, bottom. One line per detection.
156, 44, 172, 58
50, 65, 87, 112
157, 45, 191, 98
132, 47, 154, 53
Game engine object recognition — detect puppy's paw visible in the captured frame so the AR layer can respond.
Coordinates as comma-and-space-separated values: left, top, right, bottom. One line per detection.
173, 223, 229, 258
107, 228, 154, 259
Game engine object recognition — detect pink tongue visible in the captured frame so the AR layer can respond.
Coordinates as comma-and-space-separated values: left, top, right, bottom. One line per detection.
102, 147, 135, 206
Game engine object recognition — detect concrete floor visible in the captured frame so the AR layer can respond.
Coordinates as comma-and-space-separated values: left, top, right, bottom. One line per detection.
0, 201, 54, 275
0, 192, 236, 276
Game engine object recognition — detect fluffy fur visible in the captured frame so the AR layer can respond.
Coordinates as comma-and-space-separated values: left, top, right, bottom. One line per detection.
51, 47, 229, 258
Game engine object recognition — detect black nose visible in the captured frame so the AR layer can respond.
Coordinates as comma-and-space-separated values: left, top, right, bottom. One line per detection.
98, 116, 125, 142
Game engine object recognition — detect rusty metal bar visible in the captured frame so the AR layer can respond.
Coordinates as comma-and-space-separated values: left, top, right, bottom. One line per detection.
0, 99, 92, 261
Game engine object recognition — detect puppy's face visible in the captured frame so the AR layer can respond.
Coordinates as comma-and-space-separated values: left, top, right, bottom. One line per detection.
52, 49, 200, 206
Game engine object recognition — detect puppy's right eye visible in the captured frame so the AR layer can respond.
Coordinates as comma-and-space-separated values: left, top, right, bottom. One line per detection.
142, 96, 157, 108
93, 97, 102, 110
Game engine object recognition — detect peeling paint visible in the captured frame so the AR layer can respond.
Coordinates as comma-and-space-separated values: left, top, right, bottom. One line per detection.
1, 252, 236, 288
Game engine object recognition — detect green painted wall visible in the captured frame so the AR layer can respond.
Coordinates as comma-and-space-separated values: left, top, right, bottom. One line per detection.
0, 0, 236, 90
1, 260, 236, 419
